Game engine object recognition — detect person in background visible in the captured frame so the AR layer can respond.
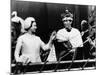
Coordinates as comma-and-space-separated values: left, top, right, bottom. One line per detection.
11, 11, 26, 34
81, 20, 96, 59
81, 20, 91, 59
11, 11, 26, 62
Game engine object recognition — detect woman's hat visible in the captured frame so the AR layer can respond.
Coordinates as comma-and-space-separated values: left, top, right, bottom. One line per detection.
24, 17, 35, 29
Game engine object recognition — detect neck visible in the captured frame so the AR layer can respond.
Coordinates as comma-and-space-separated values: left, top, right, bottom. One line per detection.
65, 27, 72, 32
27, 30, 34, 35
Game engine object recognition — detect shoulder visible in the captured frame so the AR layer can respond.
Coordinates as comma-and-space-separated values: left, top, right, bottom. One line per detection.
35, 35, 41, 39
35, 36, 44, 44
17, 34, 27, 41
18, 34, 26, 39
72, 28, 80, 33
34, 35, 42, 41
57, 28, 65, 34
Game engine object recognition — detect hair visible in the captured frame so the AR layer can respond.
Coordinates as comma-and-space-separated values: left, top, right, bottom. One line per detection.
61, 9, 73, 19
81, 20, 89, 31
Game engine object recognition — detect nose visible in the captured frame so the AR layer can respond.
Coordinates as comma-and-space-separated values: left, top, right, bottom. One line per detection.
35, 22, 37, 28
64, 21, 70, 24
35, 25, 37, 29
66, 20, 71, 23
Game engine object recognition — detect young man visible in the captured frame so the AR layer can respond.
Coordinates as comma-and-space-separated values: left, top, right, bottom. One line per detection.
55, 10, 83, 61
14, 17, 56, 64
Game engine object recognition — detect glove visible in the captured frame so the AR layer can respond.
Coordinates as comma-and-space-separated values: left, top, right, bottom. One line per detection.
18, 55, 30, 64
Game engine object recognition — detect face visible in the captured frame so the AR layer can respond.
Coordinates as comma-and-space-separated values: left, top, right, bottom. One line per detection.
30, 20, 37, 33
62, 17, 73, 29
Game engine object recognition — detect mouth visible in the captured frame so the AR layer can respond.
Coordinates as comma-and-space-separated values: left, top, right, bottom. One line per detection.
64, 24, 70, 27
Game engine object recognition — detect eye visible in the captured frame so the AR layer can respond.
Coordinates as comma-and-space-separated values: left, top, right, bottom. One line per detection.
63, 20, 72, 22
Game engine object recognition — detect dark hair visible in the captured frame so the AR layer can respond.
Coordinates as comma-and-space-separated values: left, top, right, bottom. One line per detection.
81, 21, 89, 31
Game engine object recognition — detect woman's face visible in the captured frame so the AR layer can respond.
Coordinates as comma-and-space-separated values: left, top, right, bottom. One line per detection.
30, 21, 37, 33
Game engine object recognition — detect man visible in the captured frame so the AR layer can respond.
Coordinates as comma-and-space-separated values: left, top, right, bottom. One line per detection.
88, 25, 96, 58
81, 20, 91, 59
14, 17, 56, 64
55, 9, 83, 61
81, 20, 96, 59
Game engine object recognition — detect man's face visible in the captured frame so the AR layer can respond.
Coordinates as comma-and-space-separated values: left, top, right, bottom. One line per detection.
30, 20, 37, 33
62, 17, 73, 29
